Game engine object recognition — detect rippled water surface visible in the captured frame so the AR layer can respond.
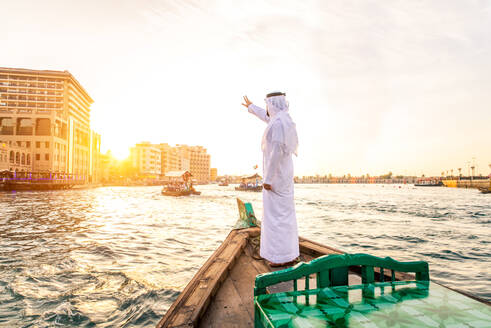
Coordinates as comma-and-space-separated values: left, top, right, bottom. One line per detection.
0, 184, 489, 326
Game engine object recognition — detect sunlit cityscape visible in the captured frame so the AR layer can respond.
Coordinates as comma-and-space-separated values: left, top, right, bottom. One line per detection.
1, 1, 490, 327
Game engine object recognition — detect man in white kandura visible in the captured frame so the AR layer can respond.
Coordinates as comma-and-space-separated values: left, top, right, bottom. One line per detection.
242, 92, 299, 267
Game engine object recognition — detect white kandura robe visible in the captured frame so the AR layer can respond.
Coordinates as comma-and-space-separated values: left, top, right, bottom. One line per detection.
248, 104, 299, 263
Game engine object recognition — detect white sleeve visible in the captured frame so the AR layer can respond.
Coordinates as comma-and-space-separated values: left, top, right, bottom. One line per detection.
248, 104, 270, 123
263, 141, 283, 185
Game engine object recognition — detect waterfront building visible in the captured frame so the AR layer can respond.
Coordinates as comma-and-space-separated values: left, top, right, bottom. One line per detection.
3, 141, 33, 172
158, 143, 178, 174
138, 142, 210, 182
99, 152, 114, 182
157, 143, 190, 175
178, 151, 191, 173
90, 131, 101, 183
210, 168, 217, 182
0, 142, 6, 171
130, 142, 161, 177
176, 144, 210, 183
0, 67, 101, 181
0, 141, 33, 172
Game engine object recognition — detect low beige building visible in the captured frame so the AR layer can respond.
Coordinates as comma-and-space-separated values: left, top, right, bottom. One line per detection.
210, 168, 217, 182
158, 143, 190, 175
130, 142, 161, 177
176, 145, 210, 183
136, 142, 210, 183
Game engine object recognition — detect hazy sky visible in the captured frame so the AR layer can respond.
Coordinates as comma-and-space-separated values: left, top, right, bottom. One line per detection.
2, 0, 490, 176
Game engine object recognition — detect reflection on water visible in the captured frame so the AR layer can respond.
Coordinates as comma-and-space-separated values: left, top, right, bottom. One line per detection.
0, 184, 489, 326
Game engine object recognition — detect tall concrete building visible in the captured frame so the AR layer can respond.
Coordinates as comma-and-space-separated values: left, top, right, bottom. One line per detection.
0, 67, 100, 181
130, 142, 161, 177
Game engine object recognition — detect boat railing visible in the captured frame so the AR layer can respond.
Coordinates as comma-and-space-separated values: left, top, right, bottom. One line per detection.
254, 253, 429, 296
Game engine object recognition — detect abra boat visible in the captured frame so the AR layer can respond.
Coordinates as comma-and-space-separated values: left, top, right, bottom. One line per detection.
414, 179, 443, 187
235, 173, 263, 192
161, 189, 192, 196
161, 170, 199, 197
157, 199, 490, 328
235, 185, 263, 192
479, 187, 491, 194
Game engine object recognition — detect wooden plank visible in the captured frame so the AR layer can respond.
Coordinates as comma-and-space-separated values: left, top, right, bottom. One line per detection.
299, 237, 344, 257
199, 269, 253, 328
157, 230, 248, 328
228, 253, 262, 323
249, 256, 270, 276
182, 236, 246, 326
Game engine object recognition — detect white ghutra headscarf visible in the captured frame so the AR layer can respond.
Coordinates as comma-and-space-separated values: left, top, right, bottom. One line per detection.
262, 93, 299, 156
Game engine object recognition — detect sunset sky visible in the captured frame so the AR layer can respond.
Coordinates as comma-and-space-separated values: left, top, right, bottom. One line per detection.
2, 0, 490, 176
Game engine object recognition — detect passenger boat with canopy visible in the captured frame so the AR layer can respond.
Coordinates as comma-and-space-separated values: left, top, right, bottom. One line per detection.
414, 178, 443, 187
157, 199, 490, 327
161, 171, 199, 196
218, 179, 229, 186
235, 173, 263, 192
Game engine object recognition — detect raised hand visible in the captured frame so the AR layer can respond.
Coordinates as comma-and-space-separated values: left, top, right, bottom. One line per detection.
241, 95, 252, 108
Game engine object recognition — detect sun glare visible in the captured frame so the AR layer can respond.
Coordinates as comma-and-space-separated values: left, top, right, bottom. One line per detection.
111, 147, 130, 161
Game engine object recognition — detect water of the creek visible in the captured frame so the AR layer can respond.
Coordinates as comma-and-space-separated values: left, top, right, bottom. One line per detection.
0, 184, 489, 327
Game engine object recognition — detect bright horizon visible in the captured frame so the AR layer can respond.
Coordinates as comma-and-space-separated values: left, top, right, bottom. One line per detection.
2, 1, 490, 177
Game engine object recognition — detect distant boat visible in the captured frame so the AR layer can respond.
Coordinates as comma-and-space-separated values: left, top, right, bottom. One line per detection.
190, 186, 201, 195
162, 186, 201, 196
161, 189, 191, 196
235, 173, 263, 192
414, 180, 443, 187
478, 187, 490, 194
235, 185, 263, 192
218, 181, 229, 186
161, 170, 196, 196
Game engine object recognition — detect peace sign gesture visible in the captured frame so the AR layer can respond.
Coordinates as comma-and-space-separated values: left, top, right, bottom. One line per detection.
241, 95, 252, 108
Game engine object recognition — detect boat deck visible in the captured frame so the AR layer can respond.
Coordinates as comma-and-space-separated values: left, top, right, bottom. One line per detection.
199, 244, 268, 327
157, 227, 489, 328
157, 228, 346, 328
